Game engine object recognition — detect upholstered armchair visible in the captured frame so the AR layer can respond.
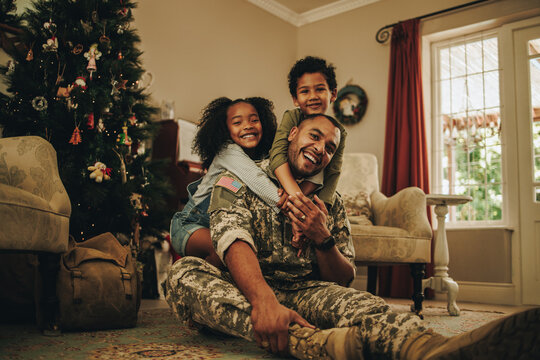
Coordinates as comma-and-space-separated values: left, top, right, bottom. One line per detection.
0, 135, 71, 334
336, 153, 432, 314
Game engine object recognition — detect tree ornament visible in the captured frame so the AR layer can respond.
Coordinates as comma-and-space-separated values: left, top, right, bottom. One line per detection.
88, 161, 111, 183
26, 44, 34, 61
116, 124, 132, 146
87, 112, 95, 129
31, 96, 48, 111
130, 193, 143, 210
80, 19, 92, 34
42, 20, 58, 52
128, 114, 137, 125
56, 84, 73, 98
6, 60, 16, 75
118, 51, 123, 60
84, 44, 102, 80
72, 44, 83, 55
42, 37, 58, 52
73, 76, 87, 89
97, 118, 105, 132
69, 125, 82, 145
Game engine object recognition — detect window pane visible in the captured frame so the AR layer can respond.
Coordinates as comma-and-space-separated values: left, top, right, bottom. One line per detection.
529, 39, 540, 55
530, 54, 540, 182
467, 74, 484, 110
483, 37, 498, 71
466, 40, 483, 74
487, 184, 503, 220
440, 80, 451, 114
484, 71, 500, 108
451, 44, 466, 77
536, 187, 540, 202
440, 48, 450, 79
452, 78, 467, 113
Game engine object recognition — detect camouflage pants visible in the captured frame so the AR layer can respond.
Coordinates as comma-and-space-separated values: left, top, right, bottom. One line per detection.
165, 257, 426, 359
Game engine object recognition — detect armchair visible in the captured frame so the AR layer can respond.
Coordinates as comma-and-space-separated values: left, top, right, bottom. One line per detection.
336, 153, 432, 315
0, 136, 71, 334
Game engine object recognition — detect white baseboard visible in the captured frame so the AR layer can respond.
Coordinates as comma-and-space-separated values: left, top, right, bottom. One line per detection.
434, 281, 518, 305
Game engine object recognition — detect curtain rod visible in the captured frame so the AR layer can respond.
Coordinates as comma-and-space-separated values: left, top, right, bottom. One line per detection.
375, 0, 490, 44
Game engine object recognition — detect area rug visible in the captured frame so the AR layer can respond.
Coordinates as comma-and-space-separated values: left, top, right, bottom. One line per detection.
0, 303, 507, 359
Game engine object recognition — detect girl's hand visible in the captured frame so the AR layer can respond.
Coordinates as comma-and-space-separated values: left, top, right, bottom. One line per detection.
277, 188, 289, 211
291, 222, 303, 249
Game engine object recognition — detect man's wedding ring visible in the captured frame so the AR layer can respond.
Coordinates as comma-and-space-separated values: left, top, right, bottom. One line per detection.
301, 214, 306, 221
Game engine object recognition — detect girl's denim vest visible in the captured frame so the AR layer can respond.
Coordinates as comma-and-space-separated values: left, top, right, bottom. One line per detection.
170, 178, 211, 256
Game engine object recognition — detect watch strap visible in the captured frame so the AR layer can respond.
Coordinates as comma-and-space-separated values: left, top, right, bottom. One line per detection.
314, 235, 335, 251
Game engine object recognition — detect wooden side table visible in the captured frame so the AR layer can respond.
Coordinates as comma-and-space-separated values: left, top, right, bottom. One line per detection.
423, 194, 472, 316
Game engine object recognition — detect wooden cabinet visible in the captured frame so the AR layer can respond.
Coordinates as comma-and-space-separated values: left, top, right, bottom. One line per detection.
151, 120, 203, 212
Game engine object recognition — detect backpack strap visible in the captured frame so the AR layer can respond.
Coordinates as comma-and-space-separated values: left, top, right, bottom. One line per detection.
71, 268, 83, 304
120, 269, 133, 299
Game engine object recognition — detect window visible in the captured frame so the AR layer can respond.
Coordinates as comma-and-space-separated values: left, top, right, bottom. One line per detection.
432, 31, 503, 223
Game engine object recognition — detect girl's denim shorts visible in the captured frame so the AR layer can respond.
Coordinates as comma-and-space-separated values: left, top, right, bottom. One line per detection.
170, 199, 210, 256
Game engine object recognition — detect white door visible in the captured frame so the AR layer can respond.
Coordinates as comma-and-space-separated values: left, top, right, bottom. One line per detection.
513, 20, 540, 305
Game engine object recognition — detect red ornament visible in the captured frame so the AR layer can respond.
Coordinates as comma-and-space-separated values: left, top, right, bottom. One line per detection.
87, 112, 95, 129
69, 126, 82, 145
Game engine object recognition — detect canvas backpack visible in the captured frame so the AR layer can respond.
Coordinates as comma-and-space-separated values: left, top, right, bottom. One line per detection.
57, 232, 141, 331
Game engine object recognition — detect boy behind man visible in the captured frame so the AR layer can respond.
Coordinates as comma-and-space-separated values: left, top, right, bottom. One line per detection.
269, 56, 346, 208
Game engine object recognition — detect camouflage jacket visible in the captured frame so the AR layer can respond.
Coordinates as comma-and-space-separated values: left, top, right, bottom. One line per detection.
208, 161, 355, 290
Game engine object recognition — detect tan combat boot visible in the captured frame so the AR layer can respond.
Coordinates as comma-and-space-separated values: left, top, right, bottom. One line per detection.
400, 307, 540, 359
288, 324, 364, 360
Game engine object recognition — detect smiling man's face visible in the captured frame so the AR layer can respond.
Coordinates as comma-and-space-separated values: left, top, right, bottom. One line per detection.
287, 115, 340, 179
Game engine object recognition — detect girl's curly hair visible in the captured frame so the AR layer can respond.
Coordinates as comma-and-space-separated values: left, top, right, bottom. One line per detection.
192, 97, 277, 169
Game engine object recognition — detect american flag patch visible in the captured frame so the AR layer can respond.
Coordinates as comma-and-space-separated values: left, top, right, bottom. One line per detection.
216, 176, 242, 193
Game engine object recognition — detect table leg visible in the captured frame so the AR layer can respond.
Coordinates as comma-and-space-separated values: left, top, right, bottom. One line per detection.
422, 203, 460, 316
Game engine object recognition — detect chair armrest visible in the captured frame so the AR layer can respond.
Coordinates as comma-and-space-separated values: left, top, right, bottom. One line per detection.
0, 136, 71, 216
370, 187, 432, 238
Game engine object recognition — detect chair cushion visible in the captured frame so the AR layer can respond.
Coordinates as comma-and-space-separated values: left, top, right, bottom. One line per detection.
0, 182, 69, 253
342, 191, 373, 225
350, 224, 431, 263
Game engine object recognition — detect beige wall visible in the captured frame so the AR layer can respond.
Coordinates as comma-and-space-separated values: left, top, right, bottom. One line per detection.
133, 0, 297, 123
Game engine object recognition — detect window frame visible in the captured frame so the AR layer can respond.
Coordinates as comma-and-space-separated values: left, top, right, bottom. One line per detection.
429, 28, 511, 228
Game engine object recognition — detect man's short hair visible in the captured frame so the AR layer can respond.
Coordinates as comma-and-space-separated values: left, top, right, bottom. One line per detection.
298, 113, 341, 130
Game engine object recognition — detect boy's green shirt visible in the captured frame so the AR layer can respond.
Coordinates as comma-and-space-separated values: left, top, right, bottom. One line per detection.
268, 108, 347, 205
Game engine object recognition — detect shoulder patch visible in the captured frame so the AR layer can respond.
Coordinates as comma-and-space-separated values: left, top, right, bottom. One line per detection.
216, 176, 242, 193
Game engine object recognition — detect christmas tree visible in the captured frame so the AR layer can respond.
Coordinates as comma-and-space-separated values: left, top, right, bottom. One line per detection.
0, 0, 172, 245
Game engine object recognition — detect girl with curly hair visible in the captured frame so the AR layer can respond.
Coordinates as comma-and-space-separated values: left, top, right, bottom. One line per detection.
170, 97, 278, 268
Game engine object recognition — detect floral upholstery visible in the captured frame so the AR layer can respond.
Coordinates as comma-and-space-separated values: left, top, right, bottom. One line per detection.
0, 136, 71, 253
337, 153, 432, 265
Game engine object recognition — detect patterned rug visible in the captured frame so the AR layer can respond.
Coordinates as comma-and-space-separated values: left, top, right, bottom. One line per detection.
0, 303, 507, 359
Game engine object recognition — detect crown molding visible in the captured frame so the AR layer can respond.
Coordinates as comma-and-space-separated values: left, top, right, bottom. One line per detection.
246, 0, 302, 26
247, 0, 380, 27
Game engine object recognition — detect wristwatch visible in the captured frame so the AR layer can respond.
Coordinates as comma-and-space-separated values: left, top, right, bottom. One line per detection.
314, 235, 335, 251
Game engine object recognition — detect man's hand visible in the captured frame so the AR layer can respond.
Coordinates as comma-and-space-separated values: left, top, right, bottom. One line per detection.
286, 193, 330, 246
251, 297, 313, 355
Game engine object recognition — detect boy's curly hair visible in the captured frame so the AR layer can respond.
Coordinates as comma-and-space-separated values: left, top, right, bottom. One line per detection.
192, 97, 277, 169
287, 56, 337, 98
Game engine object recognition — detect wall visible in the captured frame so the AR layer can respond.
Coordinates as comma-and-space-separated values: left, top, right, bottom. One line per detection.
133, 0, 297, 123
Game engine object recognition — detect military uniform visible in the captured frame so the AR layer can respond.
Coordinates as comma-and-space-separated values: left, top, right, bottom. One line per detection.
165, 163, 426, 359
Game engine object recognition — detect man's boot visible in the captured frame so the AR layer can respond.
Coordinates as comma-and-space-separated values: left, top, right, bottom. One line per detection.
288, 324, 364, 360
400, 307, 540, 359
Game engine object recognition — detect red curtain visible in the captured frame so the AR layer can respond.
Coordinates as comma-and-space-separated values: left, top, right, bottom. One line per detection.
378, 18, 432, 298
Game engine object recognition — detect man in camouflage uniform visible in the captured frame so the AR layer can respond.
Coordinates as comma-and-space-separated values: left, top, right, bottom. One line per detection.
166, 114, 540, 359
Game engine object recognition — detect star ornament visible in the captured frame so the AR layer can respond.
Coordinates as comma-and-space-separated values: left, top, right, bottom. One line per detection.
115, 78, 128, 91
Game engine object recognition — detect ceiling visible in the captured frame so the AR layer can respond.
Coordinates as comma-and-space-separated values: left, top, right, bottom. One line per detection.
247, 0, 381, 27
